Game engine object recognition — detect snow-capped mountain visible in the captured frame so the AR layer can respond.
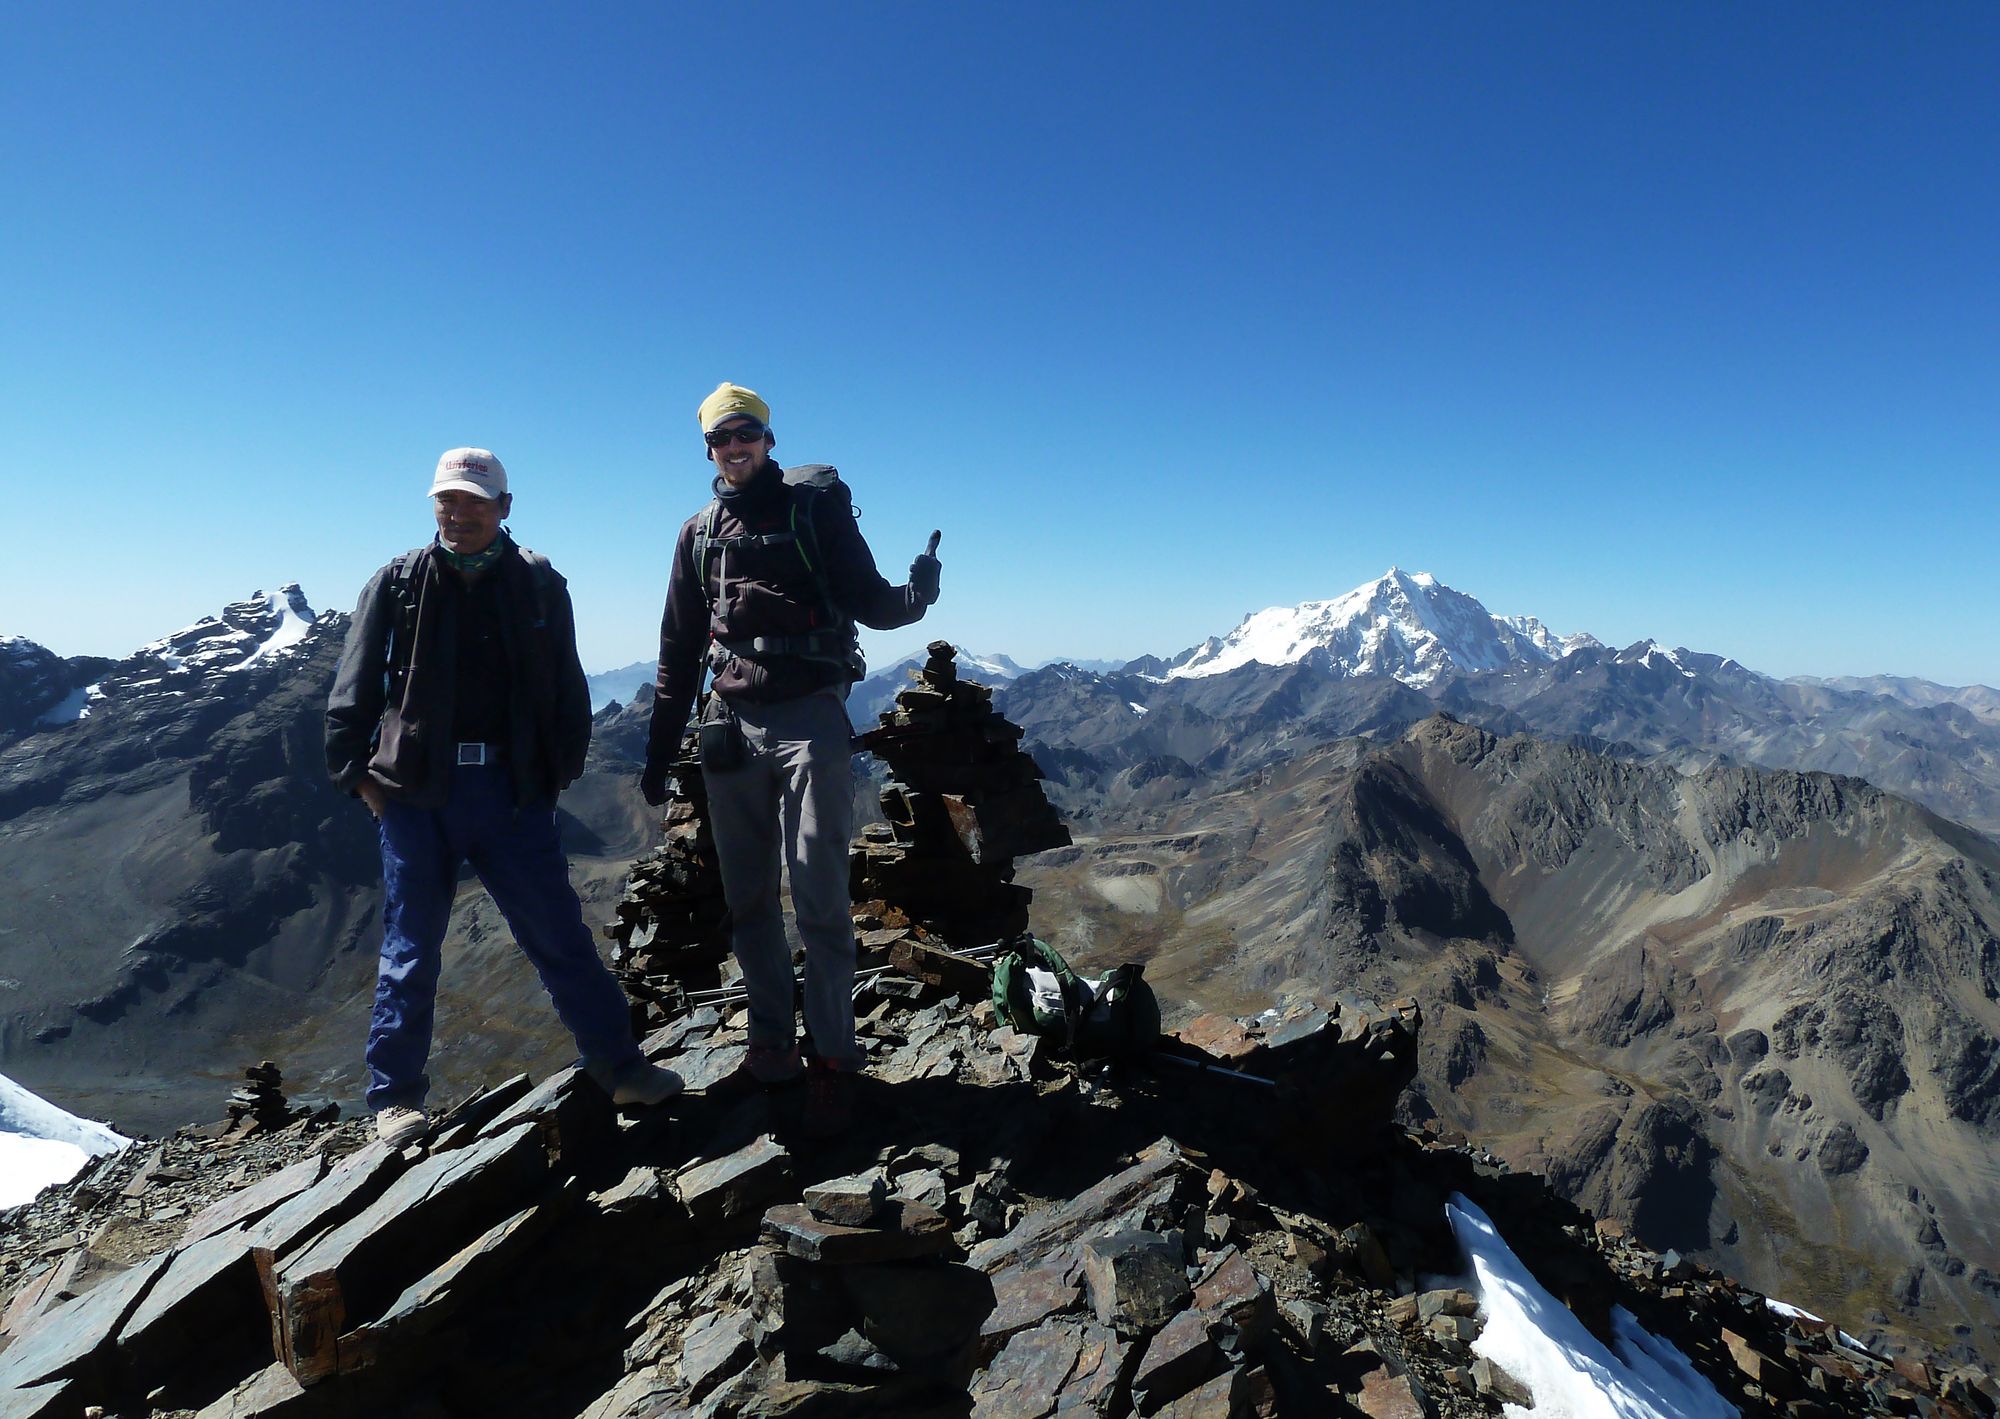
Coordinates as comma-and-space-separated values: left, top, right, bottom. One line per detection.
1165, 568, 1600, 686
21, 585, 325, 728
0, 1072, 128, 1210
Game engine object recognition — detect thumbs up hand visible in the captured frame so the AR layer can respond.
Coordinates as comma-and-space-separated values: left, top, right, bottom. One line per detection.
910, 530, 942, 606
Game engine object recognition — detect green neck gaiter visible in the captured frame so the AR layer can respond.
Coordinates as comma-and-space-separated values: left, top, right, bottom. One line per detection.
437, 536, 507, 576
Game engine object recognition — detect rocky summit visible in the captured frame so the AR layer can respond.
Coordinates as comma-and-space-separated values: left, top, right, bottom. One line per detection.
5, 956, 1994, 1419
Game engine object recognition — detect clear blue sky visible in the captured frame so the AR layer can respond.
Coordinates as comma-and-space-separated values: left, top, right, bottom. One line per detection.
3, 3, 1994, 685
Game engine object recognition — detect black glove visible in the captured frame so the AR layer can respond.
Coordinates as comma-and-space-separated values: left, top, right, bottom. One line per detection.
910, 530, 942, 605
640, 763, 669, 807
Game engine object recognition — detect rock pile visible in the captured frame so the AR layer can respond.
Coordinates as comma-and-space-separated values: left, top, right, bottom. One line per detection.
851, 641, 1071, 946
601, 726, 731, 1031
221, 1062, 298, 1140
1, 971, 1994, 1418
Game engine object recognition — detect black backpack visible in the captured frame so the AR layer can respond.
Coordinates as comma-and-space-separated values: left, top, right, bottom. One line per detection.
690, 464, 865, 682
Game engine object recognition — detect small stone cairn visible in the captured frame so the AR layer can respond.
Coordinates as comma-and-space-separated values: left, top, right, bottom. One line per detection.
602, 723, 731, 1031
223, 1061, 298, 1139
850, 640, 1071, 947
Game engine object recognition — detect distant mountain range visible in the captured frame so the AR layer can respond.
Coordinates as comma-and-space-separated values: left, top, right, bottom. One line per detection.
588, 648, 1034, 719
976, 569, 2000, 840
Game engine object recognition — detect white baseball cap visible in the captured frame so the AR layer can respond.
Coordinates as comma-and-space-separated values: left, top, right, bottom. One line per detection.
429, 447, 508, 500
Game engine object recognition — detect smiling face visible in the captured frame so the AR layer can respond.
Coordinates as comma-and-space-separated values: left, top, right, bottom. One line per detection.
433, 489, 510, 554
706, 416, 774, 487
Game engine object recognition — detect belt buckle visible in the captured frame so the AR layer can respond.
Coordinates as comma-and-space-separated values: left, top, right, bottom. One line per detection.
456, 743, 487, 766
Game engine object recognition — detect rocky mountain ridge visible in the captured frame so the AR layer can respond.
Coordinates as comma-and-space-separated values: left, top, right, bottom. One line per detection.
999, 637, 2000, 841
1015, 715, 2000, 1359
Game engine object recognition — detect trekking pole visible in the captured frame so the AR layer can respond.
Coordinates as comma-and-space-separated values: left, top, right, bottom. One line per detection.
679, 941, 1009, 1008
1149, 1053, 1278, 1088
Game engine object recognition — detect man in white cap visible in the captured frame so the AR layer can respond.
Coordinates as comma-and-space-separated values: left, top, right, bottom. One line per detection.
643, 384, 940, 1136
327, 447, 681, 1149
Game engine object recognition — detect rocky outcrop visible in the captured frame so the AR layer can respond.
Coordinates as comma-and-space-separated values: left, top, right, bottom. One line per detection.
0, 638, 109, 748
1022, 715, 2000, 1361
3, 977, 1990, 1418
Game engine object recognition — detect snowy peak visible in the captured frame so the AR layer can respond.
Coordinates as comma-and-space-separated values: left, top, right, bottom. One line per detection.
1614, 639, 1698, 678
135, 585, 320, 677
28, 586, 330, 728
1167, 568, 1600, 687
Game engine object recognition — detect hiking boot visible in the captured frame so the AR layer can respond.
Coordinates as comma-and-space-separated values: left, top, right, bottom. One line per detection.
742, 1044, 806, 1087
597, 1058, 685, 1108
374, 1104, 428, 1149
799, 1060, 857, 1140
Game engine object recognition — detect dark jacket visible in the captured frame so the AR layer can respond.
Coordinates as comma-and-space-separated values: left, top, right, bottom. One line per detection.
326, 538, 593, 809
646, 462, 927, 769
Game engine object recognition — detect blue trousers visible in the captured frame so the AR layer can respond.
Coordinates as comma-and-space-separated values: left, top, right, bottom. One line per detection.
366, 763, 638, 1110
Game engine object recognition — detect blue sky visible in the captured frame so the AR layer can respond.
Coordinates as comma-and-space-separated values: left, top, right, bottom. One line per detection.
3, 3, 1994, 685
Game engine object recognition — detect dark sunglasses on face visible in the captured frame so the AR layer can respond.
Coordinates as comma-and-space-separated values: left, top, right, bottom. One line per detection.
704, 423, 768, 448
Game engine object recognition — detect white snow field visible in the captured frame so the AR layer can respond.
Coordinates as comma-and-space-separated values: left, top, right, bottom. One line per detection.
0, 1073, 130, 1210
1447, 1193, 1737, 1419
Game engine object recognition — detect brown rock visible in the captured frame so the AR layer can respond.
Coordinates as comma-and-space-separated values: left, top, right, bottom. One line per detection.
179, 1155, 330, 1249
969, 1140, 1185, 1272
972, 1317, 1091, 1418
335, 1195, 568, 1373
981, 1258, 1084, 1351
673, 1135, 794, 1229
0, 1250, 171, 1396
191, 1361, 316, 1418
1415, 1287, 1477, 1321
1471, 1356, 1532, 1406
1354, 1366, 1430, 1418
803, 1172, 888, 1228
267, 1121, 551, 1383
1081, 1230, 1191, 1336
762, 1201, 953, 1264
1131, 1307, 1224, 1414
1331, 1223, 1396, 1290
678, 1310, 757, 1400
1154, 1367, 1250, 1419
1192, 1248, 1274, 1352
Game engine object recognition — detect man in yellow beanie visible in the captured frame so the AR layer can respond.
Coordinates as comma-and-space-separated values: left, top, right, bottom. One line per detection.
643, 382, 941, 1136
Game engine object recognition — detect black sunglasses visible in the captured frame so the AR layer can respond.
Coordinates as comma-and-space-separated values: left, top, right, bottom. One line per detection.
704, 423, 768, 448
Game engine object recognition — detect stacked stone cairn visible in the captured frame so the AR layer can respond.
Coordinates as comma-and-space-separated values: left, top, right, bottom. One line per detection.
851, 640, 1071, 948
223, 1061, 299, 1139
602, 724, 732, 1032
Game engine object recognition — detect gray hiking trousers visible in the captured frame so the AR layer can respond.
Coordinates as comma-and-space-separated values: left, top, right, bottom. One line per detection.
706, 689, 860, 1069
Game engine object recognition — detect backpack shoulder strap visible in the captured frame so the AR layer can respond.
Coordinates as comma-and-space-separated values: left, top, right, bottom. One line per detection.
384, 547, 428, 674
510, 544, 558, 627
691, 499, 724, 611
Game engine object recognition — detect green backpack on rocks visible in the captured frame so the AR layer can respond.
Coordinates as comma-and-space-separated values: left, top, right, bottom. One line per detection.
990, 937, 1161, 1062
